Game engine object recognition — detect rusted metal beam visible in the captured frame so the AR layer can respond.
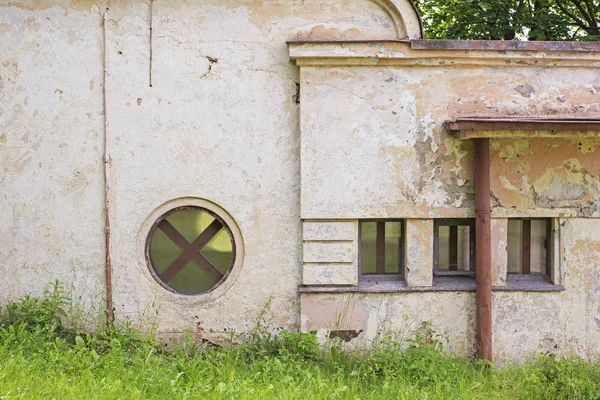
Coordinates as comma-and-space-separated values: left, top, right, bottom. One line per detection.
522, 220, 531, 275
447, 117, 600, 139
376, 222, 385, 274
474, 138, 493, 361
449, 226, 458, 270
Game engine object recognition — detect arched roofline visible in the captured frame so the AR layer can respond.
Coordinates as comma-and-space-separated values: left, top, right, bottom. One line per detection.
370, 0, 424, 39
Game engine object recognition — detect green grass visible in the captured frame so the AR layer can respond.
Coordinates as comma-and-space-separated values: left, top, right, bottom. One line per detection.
1, 284, 600, 399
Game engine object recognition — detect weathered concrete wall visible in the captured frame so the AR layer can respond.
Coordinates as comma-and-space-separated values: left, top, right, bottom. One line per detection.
492, 138, 600, 217
301, 218, 600, 361
0, 2, 107, 324
1, 0, 421, 336
299, 60, 600, 218
103, 0, 419, 338
301, 292, 476, 354
2, 0, 600, 362
494, 218, 600, 361
294, 42, 600, 361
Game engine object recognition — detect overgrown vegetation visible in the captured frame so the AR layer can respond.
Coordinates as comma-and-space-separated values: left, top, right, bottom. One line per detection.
1, 283, 600, 399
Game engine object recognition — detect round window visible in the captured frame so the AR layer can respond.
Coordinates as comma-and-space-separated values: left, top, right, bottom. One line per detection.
146, 206, 236, 295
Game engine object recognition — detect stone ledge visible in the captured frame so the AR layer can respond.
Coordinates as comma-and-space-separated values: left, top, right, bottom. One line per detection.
298, 276, 564, 293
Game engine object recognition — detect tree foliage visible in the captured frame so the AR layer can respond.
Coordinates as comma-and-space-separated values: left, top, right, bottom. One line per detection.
415, 0, 600, 41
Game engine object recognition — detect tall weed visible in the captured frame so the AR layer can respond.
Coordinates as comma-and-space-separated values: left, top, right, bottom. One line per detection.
0, 287, 599, 399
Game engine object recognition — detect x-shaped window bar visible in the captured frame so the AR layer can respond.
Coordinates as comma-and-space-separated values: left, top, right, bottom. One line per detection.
156, 218, 225, 283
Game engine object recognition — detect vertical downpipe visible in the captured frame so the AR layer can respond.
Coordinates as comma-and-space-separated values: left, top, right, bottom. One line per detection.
149, 0, 154, 87
474, 138, 492, 360
103, 6, 114, 329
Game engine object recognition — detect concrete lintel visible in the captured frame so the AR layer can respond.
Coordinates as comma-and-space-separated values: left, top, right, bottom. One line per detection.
288, 41, 600, 67
491, 218, 508, 287
404, 219, 434, 287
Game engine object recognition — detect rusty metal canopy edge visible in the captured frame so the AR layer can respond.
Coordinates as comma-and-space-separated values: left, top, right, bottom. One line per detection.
447, 116, 600, 136
411, 39, 600, 52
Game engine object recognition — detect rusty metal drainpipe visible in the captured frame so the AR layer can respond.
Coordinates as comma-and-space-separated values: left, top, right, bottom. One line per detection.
474, 138, 492, 360
103, 6, 114, 329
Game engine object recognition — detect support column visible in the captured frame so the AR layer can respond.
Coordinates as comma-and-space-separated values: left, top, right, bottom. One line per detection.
474, 138, 492, 360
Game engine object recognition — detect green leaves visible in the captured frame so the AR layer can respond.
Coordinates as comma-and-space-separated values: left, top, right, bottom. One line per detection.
415, 0, 600, 40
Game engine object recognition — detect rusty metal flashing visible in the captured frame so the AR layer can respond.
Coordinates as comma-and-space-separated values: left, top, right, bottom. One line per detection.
448, 117, 600, 139
411, 39, 600, 52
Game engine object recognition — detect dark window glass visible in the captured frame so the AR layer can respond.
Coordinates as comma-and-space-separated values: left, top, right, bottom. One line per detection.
508, 219, 550, 275
434, 219, 475, 275
360, 221, 403, 276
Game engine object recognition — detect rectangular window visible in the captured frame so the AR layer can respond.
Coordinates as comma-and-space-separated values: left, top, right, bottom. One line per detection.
507, 218, 550, 275
360, 220, 403, 277
434, 219, 476, 276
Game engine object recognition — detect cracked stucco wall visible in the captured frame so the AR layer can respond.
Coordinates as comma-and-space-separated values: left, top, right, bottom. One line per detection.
300, 65, 600, 219
491, 138, 600, 217
1, 0, 417, 338
2, 0, 600, 362
298, 49, 600, 361
103, 0, 410, 340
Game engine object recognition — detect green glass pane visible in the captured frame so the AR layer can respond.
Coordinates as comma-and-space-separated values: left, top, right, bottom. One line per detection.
507, 219, 522, 273
437, 224, 471, 271
167, 209, 215, 243
384, 222, 401, 274
200, 228, 233, 274
508, 219, 549, 275
531, 220, 548, 275
361, 222, 376, 274
168, 261, 216, 295
150, 229, 183, 274
438, 226, 450, 270
457, 226, 471, 271
361, 222, 402, 275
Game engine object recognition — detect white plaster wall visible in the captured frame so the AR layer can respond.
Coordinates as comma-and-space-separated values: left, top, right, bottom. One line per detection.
301, 292, 476, 355
0, 3, 107, 324
297, 50, 600, 361
1, 0, 417, 334
103, 0, 415, 336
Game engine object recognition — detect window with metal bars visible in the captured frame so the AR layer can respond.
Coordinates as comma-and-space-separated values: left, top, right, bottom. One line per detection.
434, 219, 476, 276
359, 220, 404, 277
146, 206, 236, 295
507, 218, 551, 276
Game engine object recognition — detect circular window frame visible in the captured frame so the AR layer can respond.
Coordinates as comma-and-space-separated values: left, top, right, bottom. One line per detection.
138, 198, 244, 301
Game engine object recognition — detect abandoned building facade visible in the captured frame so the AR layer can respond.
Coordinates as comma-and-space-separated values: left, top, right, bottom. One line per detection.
2, 0, 600, 361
